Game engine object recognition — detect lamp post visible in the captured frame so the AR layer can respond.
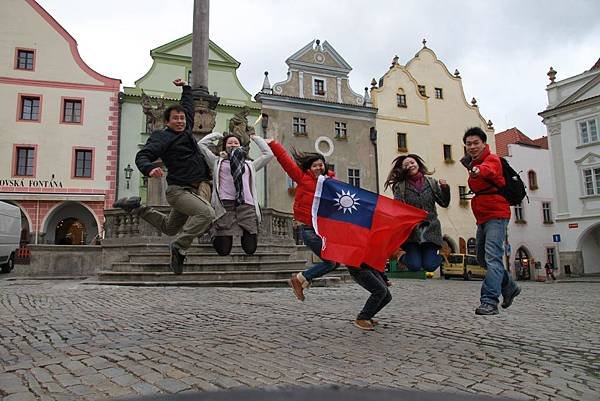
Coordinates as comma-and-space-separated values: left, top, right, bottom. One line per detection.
124, 164, 133, 190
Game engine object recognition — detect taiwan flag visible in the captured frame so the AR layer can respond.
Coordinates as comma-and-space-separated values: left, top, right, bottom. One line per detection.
311, 176, 428, 271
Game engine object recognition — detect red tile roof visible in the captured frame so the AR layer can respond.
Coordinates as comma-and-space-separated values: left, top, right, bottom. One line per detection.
533, 136, 548, 149
495, 128, 546, 157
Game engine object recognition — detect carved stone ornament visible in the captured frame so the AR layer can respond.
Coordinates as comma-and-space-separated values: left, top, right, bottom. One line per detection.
141, 92, 166, 133
193, 104, 217, 137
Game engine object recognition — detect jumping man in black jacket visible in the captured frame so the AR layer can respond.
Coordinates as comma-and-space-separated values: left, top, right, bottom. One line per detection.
113, 78, 215, 274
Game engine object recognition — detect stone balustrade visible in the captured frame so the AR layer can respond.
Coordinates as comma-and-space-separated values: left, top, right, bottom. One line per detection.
103, 207, 295, 245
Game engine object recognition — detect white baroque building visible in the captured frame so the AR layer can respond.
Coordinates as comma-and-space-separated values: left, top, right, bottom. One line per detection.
496, 128, 556, 281
539, 60, 600, 275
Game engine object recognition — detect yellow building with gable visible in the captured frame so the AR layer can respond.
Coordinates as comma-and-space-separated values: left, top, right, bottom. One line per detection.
370, 41, 495, 253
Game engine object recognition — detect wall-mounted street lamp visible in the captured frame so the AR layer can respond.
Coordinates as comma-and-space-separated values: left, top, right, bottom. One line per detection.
124, 164, 133, 189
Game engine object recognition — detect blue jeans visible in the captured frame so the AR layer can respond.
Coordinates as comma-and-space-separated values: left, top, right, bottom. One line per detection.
301, 226, 337, 281
347, 265, 392, 320
476, 218, 517, 307
401, 242, 443, 272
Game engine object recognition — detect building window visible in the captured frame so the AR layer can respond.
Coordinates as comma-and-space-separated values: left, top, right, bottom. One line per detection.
187, 70, 192, 85
434, 88, 443, 99
542, 202, 552, 224
314, 79, 325, 96
583, 167, 600, 196
397, 94, 407, 107
19, 95, 41, 121
418, 85, 426, 97
443, 144, 453, 162
62, 99, 83, 123
74, 149, 93, 178
15, 49, 35, 70
397, 133, 407, 151
528, 170, 538, 190
292, 117, 307, 135
335, 122, 347, 139
514, 202, 525, 223
348, 168, 360, 188
546, 247, 556, 267
14, 146, 35, 177
579, 118, 598, 144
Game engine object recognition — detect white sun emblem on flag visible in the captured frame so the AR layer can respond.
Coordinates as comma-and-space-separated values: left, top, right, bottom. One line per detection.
334, 190, 360, 214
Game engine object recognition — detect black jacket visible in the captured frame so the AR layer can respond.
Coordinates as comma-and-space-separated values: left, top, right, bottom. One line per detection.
135, 85, 210, 186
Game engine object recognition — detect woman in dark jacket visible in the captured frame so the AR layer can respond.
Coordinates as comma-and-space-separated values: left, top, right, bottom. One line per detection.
385, 154, 450, 272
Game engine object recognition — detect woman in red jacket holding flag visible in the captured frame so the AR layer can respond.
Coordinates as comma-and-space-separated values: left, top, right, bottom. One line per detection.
266, 139, 337, 302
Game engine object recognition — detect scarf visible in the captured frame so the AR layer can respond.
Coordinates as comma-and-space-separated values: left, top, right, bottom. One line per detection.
229, 147, 246, 206
407, 171, 425, 192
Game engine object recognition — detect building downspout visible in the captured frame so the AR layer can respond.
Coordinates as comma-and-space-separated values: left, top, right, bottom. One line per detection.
115, 92, 124, 200
369, 127, 379, 194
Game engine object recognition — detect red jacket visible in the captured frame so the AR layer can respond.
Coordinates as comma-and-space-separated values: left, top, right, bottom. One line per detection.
269, 141, 334, 226
468, 145, 511, 224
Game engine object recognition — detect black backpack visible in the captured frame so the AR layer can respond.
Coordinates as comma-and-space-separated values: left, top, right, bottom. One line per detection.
477, 158, 527, 206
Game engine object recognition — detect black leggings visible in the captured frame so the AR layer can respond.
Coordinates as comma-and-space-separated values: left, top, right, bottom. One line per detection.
213, 230, 257, 256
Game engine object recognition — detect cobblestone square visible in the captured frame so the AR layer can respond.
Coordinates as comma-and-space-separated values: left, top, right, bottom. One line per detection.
0, 279, 598, 400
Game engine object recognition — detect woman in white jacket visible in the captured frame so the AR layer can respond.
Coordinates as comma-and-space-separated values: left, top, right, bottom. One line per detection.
199, 132, 273, 255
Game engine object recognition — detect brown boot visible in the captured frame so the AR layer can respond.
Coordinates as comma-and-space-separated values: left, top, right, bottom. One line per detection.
289, 273, 305, 301
354, 319, 374, 331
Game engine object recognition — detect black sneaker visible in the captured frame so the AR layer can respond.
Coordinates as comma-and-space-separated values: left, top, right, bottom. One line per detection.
112, 196, 141, 213
501, 286, 521, 309
169, 243, 185, 275
475, 303, 499, 315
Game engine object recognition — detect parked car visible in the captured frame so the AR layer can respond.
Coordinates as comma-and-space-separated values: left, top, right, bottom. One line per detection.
0, 201, 21, 273
441, 253, 486, 280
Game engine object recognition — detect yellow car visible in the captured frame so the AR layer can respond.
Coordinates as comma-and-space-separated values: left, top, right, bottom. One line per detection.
441, 254, 486, 280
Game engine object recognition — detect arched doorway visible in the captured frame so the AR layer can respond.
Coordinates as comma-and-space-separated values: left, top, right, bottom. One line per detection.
443, 236, 457, 253
515, 246, 531, 281
55, 218, 85, 245
5, 202, 31, 245
459, 237, 466, 254
42, 202, 98, 245
579, 223, 600, 275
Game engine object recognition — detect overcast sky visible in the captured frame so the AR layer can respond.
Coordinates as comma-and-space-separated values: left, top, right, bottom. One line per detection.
37, 0, 600, 139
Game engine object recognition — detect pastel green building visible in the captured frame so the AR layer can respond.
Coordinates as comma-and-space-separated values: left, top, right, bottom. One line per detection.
117, 34, 261, 202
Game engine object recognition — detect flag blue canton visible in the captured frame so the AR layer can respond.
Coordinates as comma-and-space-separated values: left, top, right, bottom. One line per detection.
316, 179, 378, 229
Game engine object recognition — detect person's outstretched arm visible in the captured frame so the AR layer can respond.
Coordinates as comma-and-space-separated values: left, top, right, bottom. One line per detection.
251, 134, 274, 171
173, 78, 194, 133
266, 139, 303, 183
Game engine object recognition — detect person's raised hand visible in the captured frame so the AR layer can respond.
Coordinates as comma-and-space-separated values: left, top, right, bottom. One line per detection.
173, 78, 186, 87
469, 166, 480, 178
439, 179, 448, 186
149, 167, 164, 177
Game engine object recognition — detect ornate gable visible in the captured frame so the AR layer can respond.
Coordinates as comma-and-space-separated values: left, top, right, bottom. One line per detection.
285, 39, 352, 76
575, 152, 600, 166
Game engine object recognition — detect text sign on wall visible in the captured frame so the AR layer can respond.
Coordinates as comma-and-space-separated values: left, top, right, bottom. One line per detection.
0, 177, 63, 188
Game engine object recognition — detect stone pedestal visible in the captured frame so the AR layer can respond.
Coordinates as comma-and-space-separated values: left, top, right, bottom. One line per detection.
147, 176, 168, 206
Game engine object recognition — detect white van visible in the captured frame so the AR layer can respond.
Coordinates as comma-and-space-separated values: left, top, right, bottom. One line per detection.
0, 201, 21, 273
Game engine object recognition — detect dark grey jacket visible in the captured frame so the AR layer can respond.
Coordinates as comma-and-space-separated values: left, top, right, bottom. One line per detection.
393, 176, 450, 247
135, 85, 210, 186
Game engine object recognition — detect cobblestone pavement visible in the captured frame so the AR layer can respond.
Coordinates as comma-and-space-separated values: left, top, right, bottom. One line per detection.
0, 279, 598, 401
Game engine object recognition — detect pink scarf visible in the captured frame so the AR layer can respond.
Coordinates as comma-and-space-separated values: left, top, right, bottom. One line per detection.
408, 171, 425, 192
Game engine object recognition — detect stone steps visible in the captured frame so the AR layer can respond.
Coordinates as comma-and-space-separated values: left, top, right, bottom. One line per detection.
96, 269, 339, 282
109, 260, 308, 273
127, 252, 294, 264
83, 276, 341, 288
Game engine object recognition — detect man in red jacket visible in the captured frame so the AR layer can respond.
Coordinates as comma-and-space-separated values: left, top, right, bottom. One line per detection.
463, 127, 521, 315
